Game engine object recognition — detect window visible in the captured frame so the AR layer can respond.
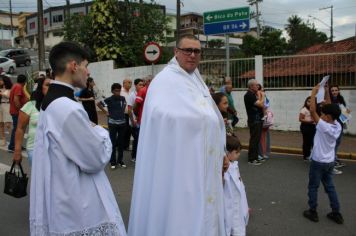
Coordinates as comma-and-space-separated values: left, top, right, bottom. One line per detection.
30, 22, 35, 29
53, 15, 63, 23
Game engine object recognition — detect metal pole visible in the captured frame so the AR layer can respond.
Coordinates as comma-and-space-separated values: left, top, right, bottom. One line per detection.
37, 0, 45, 70
176, 0, 180, 46
151, 63, 154, 76
330, 5, 333, 42
9, 0, 14, 46
225, 34, 230, 77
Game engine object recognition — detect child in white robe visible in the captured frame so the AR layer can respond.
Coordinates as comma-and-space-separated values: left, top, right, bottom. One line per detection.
224, 135, 249, 236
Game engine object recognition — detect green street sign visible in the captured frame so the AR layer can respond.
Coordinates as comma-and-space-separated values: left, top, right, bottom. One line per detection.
204, 7, 250, 24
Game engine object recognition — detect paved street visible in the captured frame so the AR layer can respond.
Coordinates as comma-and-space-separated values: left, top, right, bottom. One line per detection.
1, 146, 355, 236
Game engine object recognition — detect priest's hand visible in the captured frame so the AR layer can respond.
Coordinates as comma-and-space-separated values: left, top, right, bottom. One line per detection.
13, 150, 22, 164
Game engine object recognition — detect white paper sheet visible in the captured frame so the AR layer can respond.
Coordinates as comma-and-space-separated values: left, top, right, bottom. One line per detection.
316, 75, 330, 104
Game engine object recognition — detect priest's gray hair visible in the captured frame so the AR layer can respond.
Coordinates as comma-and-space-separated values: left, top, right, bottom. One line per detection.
247, 79, 258, 88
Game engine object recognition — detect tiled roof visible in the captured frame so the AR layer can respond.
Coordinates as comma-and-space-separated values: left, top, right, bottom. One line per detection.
240, 37, 356, 78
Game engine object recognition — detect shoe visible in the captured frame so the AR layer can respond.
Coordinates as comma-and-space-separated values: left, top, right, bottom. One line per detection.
110, 165, 116, 170
118, 162, 127, 168
303, 209, 319, 222
335, 161, 346, 168
248, 160, 262, 166
327, 212, 344, 224
258, 155, 266, 162
332, 168, 342, 175
7, 148, 14, 153
131, 158, 136, 163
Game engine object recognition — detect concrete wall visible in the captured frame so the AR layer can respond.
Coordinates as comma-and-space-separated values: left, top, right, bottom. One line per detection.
88, 60, 356, 135
232, 89, 356, 135
88, 60, 166, 99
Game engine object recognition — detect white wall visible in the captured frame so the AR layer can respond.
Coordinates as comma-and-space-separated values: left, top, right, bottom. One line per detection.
88, 60, 356, 135
232, 89, 356, 135
88, 60, 166, 99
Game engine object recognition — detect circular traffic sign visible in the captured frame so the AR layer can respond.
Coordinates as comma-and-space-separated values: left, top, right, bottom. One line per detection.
143, 42, 162, 64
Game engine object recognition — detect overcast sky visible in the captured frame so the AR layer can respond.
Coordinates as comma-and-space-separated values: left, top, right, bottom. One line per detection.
3, 0, 356, 41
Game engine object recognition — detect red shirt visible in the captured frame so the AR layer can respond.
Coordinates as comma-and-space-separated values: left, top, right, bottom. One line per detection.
9, 83, 28, 115
135, 86, 148, 124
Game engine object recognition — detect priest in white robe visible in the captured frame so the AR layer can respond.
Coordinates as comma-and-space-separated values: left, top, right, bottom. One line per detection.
128, 35, 226, 236
30, 42, 126, 236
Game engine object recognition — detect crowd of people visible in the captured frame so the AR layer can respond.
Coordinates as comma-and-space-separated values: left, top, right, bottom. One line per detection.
0, 35, 352, 235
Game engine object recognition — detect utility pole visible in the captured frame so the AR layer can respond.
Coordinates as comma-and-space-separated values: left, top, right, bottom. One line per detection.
9, 0, 14, 46
319, 5, 333, 42
176, 0, 180, 46
66, 0, 70, 20
37, 0, 45, 70
248, 0, 262, 38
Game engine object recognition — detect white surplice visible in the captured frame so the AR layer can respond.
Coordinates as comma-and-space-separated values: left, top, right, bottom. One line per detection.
223, 161, 249, 236
128, 57, 226, 236
30, 82, 126, 236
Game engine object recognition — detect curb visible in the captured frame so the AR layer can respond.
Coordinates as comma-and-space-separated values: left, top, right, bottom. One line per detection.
241, 143, 356, 161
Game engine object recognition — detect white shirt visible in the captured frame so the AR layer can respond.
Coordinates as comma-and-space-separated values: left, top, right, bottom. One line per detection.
127, 90, 137, 127
121, 88, 130, 114
311, 119, 341, 163
224, 161, 249, 236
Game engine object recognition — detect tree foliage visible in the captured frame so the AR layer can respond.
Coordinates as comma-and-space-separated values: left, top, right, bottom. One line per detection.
240, 28, 287, 57
90, 0, 122, 62
63, 14, 93, 49
285, 15, 328, 53
63, 0, 171, 66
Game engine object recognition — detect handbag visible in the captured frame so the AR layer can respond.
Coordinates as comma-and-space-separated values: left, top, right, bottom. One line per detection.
4, 161, 28, 198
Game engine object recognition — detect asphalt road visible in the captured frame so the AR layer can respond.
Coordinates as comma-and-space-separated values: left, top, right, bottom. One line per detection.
0, 148, 355, 236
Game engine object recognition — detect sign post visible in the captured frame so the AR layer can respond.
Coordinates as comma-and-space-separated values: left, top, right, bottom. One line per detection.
143, 42, 162, 75
204, 7, 250, 77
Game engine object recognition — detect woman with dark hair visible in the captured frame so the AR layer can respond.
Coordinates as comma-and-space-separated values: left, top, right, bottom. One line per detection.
299, 96, 316, 161
0, 75, 13, 146
79, 77, 98, 124
13, 77, 51, 166
329, 85, 351, 171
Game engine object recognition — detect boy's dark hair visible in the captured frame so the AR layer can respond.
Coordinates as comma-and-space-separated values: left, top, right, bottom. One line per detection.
226, 135, 241, 152
17, 74, 27, 83
49, 42, 89, 77
321, 103, 341, 120
134, 78, 143, 86
111, 83, 122, 92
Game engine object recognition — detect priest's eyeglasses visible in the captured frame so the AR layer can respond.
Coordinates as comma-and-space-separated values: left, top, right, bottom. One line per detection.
177, 47, 202, 55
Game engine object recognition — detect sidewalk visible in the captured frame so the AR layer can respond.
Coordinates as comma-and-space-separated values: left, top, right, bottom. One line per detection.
235, 128, 356, 160
97, 111, 356, 160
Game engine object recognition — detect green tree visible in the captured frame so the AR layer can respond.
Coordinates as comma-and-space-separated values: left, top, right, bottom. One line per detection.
63, 14, 93, 49
117, 0, 171, 66
240, 28, 287, 56
90, 0, 122, 62
285, 15, 328, 53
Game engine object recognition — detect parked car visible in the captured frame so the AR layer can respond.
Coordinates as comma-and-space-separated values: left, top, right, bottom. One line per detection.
0, 49, 31, 67
0, 56, 16, 74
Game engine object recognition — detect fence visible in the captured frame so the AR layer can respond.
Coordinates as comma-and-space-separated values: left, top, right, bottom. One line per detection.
199, 51, 356, 90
